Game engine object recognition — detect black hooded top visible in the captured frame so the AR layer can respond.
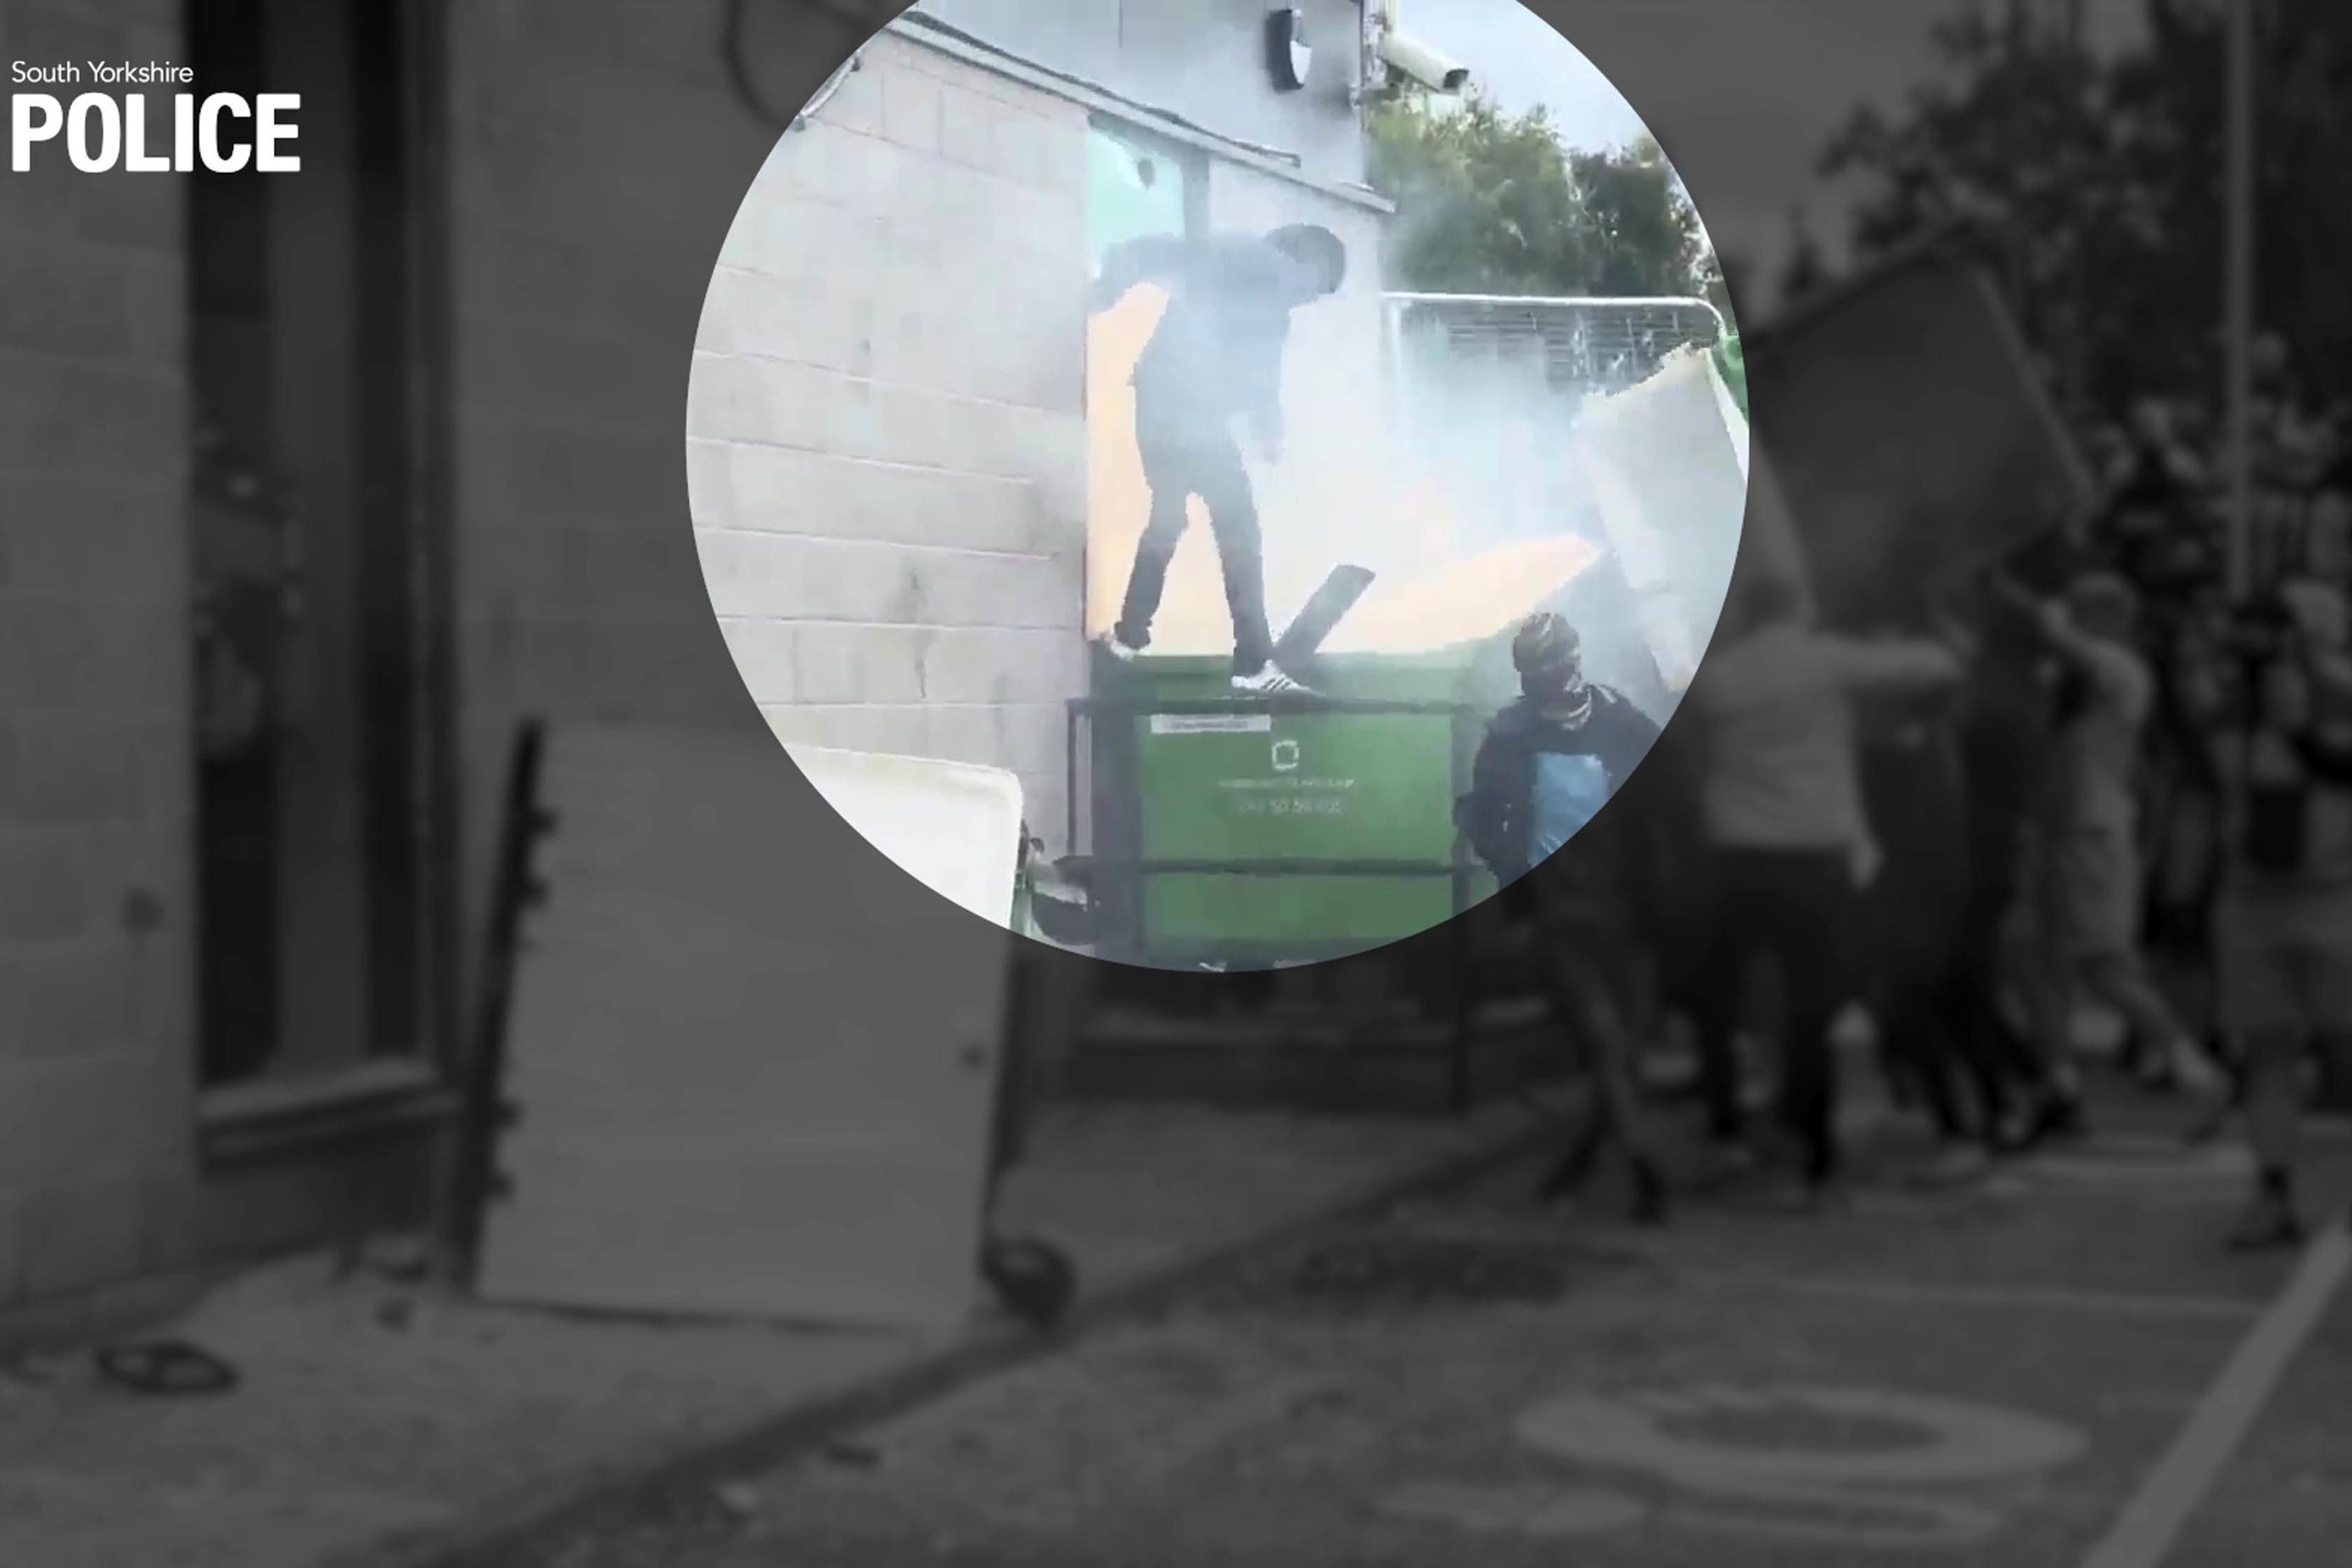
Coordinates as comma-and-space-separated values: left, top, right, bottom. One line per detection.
1093, 234, 1305, 442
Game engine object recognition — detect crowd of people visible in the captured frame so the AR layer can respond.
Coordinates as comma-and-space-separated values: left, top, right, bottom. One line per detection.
1469, 364, 2352, 1251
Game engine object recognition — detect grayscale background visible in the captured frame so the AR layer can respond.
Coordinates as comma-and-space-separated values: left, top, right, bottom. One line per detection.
1, 4, 2346, 1567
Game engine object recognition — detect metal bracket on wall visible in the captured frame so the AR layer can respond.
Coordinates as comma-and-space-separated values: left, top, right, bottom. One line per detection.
723, 0, 864, 131
792, 52, 862, 132
448, 719, 553, 1277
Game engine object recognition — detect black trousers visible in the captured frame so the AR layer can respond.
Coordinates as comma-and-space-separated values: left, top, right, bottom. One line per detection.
1689, 847, 1854, 1182
1530, 894, 1648, 1171
1890, 871, 2045, 1138
1115, 410, 1272, 675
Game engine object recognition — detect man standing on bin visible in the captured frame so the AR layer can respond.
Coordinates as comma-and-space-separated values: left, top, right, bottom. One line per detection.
1090, 223, 1348, 695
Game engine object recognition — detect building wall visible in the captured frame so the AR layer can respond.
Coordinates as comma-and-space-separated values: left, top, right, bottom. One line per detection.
0, 0, 1383, 1338
686, 32, 1092, 851
0, 0, 203, 1341
913, 0, 1371, 188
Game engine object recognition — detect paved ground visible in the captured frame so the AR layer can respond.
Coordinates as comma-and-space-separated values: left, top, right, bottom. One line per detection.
0, 1100, 1554, 1568
533, 1088, 2352, 1568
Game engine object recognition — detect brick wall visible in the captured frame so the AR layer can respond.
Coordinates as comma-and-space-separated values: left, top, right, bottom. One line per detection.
0, 0, 202, 1336
686, 31, 1091, 852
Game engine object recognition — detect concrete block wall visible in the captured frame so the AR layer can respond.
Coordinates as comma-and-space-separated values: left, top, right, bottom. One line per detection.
439, 0, 845, 986
0, 0, 202, 1338
687, 31, 1092, 852
917, 0, 1371, 189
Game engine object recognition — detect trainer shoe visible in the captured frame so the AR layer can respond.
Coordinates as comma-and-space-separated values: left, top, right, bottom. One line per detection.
1099, 634, 1142, 662
1231, 662, 1317, 696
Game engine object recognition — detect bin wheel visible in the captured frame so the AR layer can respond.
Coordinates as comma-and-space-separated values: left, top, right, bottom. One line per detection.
983, 1235, 1078, 1329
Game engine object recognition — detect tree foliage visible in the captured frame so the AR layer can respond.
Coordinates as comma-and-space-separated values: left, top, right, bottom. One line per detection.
1368, 95, 1710, 300
1820, 0, 2352, 416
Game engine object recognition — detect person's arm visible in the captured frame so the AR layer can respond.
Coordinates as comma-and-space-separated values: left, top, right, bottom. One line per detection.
1591, 687, 1664, 789
1239, 313, 1290, 457
1089, 235, 1191, 312
2033, 600, 2153, 722
1456, 726, 1521, 875
1208, 240, 1298, 456
1819, 633, 1965, 700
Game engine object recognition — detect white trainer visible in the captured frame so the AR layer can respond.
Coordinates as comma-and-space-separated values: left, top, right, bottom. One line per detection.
1231, 662, 1316, 696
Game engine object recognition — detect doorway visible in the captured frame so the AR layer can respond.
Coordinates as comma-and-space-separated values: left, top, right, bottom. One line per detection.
186, 0, 447, 1098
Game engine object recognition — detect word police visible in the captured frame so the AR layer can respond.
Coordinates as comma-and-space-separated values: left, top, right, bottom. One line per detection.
11, 91, 300, 172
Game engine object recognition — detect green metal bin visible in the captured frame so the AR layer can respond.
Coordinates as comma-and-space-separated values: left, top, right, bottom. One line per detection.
1071, 648, 1516, 971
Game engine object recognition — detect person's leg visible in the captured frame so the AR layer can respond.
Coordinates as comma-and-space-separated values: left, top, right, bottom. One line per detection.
2302, 894, 2352, 1115
2083, 826, 2220, 1092
1532, 909, 1664, 1221
2021, 835, 2104, 1136
1955, 856, 2046, 1141
1190, 437, 1275, 675
2236, 1026, 2307, 1247
2213, 894, 2309, 1248
1877, 975, 1965, 1139
2082, 952, 2201, 1069
1687, 851, 1755, 1145
1771, 854, 1853, 1188
1947, 971, 2026, 1141
1113, 424, 1196, 653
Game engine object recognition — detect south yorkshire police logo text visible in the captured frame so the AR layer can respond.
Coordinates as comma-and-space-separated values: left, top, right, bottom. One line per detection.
11, 62, 298, 172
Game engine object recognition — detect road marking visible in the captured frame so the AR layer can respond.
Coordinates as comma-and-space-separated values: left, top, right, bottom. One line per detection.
1401, 1383, 2092, 1550
1689, 1272, 2262, 1324
1519, 1385, 2086, 1488
2079, 1211, 2352, 1568
2025, 1140, 2253, 1187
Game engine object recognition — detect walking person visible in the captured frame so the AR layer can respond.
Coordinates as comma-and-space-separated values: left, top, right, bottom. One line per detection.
1679, 576, 1965, 1206
1862, 595, 2052, 1170
1089, 223, 1348, 695
1459, 613, 1671, 1222
1950, 594, 2069, 1151
2192, 592, 2352, 1247
2000, 571, 2222, 1141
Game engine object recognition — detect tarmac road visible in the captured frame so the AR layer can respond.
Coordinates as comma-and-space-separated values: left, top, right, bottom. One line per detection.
537, 1095, 2352, 1568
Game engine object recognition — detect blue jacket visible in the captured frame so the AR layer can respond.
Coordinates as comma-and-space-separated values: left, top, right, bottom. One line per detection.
1458, 688, 1662, 888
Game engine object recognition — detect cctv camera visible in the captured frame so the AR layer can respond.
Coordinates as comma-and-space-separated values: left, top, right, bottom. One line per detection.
1378, 29, 1469, 94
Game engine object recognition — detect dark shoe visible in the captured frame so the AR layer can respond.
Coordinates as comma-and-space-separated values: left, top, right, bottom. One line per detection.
2226, 1192, 2307, 1253
2031, 1091, 2090, 1146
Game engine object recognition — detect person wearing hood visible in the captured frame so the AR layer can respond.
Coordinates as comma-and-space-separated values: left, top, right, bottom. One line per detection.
1089, 223, 1348, 695
1458, 611, 1672, 1221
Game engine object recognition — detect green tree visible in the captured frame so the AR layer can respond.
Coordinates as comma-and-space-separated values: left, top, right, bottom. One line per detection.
1368, 95, 1713, 300
1778, 207, 1833, 307
1571, 137, 1706, 296
1820, 0, 2352, 415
